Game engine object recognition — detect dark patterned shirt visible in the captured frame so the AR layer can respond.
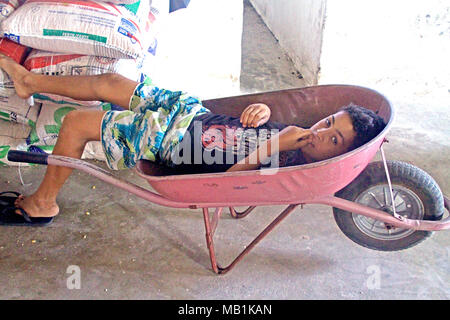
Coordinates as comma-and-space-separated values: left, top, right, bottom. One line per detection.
167, 112, 307, 174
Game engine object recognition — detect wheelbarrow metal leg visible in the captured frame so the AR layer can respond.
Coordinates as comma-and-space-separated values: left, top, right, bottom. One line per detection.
202, 204, 299, 275
210, 207, 223, 237
229, 206, 256, 219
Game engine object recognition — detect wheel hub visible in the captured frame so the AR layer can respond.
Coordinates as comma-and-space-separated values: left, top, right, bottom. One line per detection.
352, 184, 425, 240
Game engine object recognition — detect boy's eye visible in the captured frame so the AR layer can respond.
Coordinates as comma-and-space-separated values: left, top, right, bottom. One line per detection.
332, 136, 338, 145
325, 118, 331, 127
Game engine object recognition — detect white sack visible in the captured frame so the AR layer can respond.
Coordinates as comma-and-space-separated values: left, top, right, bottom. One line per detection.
0, 119, 31, 166
0, 94, 40, 125
2, 0, 152, 59
0, 0, 19, 23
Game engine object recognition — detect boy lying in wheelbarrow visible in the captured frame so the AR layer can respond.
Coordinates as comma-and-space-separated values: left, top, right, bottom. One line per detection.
0, 54, 385, 226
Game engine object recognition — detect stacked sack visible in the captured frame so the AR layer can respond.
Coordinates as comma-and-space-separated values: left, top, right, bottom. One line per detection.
0, 0, 158, 166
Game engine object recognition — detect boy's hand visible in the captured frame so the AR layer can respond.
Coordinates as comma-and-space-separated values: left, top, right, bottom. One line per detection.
275, 126, 314, 152
240, 103, 271, 128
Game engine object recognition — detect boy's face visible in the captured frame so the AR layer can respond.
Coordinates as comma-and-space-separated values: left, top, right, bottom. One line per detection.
301, 111, 356, 162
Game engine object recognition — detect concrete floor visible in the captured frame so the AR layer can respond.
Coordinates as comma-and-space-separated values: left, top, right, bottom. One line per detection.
0, 1, 449, 299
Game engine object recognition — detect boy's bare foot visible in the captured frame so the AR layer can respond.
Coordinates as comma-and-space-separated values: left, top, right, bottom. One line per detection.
0, 53, 34, 99
14, 194, 59, 218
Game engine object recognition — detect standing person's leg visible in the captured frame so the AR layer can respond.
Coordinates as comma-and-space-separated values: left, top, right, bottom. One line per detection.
0, 54, 139, 109
12, 110, 106, 218
0, 54, 136, 218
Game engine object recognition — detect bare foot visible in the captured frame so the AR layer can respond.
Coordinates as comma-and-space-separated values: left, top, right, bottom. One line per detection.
0, 53, 34, 99
14, 194, 59, 218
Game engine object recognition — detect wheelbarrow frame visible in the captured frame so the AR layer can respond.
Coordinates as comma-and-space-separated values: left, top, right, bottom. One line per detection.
6, 84, 450, 274
7, 150, 450, 274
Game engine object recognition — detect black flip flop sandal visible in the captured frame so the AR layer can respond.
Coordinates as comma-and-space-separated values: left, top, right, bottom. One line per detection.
0, 191, 54, 227
0, 191, 21, 206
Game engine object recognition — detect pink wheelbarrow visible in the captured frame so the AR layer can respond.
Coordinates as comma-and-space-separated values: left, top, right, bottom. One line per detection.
7, 85, 450, 274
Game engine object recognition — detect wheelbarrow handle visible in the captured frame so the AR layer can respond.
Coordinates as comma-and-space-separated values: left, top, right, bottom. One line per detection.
7, 150, 48, 165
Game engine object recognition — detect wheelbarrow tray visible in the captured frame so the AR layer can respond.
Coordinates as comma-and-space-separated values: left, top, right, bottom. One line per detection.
136, 84, 391, 205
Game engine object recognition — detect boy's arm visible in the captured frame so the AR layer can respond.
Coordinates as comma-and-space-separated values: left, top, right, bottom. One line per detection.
226, 138, 275, 172
226, 126, 313, 172
240, 103, 271, 128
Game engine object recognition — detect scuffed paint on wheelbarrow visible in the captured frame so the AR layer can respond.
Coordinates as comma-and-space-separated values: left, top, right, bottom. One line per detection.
7, 85, 449, 274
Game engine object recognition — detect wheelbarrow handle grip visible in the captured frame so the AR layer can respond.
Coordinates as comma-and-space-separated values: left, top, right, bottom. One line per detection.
7, 150, 48, 165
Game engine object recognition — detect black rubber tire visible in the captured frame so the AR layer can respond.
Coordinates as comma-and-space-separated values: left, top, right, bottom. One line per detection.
333, 161, 444, 251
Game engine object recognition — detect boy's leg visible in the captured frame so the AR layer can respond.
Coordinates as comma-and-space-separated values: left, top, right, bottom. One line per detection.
0, 54, 139, 109
15, 109, 107, 218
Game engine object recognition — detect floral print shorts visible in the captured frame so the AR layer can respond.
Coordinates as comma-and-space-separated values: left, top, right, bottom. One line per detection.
101, 77, 210, 170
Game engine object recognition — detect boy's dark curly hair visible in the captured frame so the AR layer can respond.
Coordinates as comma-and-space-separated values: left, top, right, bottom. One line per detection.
340, 103, 386, 150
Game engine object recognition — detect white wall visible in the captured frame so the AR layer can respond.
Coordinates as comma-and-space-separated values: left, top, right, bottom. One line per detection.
249, 0, 326, 85
319, 0, 450, 149
319, 0, 449, 95
145, 0, 243, 99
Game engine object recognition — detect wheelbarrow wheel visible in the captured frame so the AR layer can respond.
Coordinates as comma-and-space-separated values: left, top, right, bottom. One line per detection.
333, 160, 444, 251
